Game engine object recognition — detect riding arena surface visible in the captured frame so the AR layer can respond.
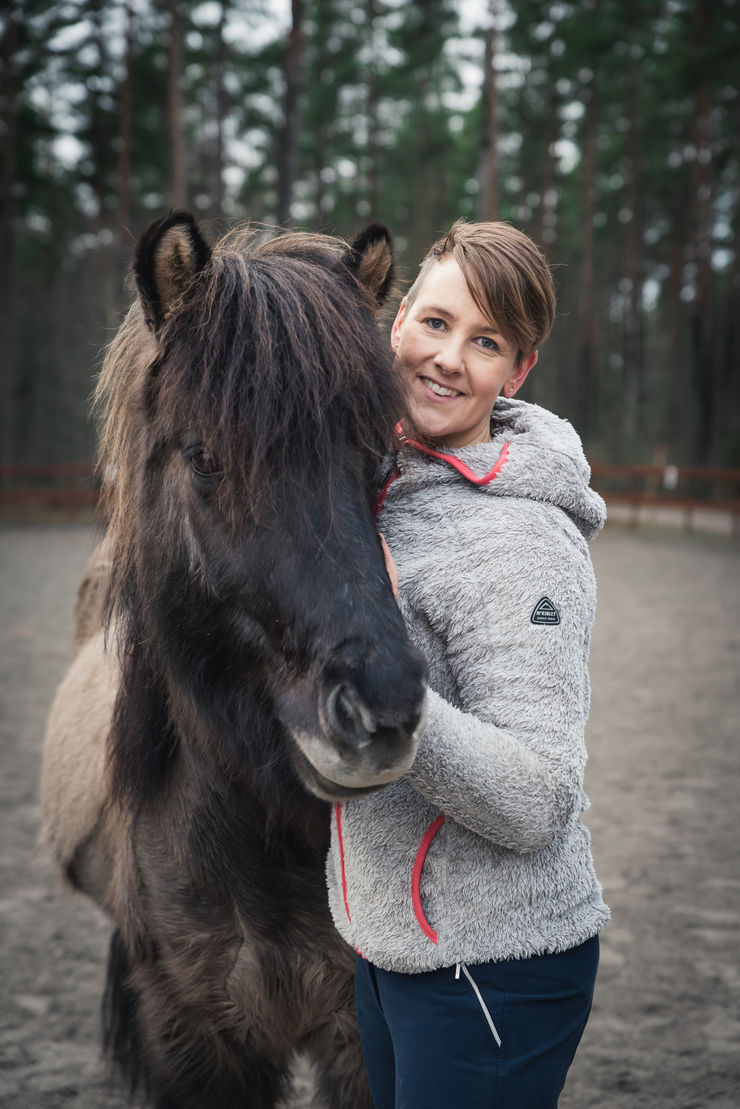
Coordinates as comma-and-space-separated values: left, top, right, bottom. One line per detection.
1, 522, 738, 1109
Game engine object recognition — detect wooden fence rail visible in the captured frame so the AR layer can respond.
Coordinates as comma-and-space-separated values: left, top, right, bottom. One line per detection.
590, 463, 740, 535
0, 463, 99, 510
1, 462, 739, 533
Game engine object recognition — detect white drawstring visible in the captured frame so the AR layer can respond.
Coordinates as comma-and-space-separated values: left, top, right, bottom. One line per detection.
455, 963, 502, 1047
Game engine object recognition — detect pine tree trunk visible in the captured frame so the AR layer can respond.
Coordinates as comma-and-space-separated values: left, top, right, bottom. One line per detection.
0, 3, 19, 462
577, 68, 599, 441
366, 0, 381, 219
89, 0, 115, 326
688, 7, 715, 463
167, 0, 187, 208
213, 1, 227, 220
478, 0, 499, 222
664, 215, 685, 447
536, 83, 559, 248
116, 1, 134, 277
277, 0, 306, 227
314, 129, 327, 232
725, 246, 740, 458
622, 67, 644, 441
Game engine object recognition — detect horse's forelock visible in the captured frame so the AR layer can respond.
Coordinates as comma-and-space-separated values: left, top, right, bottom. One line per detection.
94, 300, 159, 610
95, 228, 403, 617
151, 236, 402, 512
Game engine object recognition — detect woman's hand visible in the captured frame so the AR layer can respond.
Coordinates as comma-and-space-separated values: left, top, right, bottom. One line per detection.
379, 533, 399, 600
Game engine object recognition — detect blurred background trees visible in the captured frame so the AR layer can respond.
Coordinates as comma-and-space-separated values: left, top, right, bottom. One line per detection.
1, 0, 737, 466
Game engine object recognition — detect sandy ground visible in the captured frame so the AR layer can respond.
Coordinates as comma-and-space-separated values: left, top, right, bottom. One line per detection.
1, 523, 738, 1108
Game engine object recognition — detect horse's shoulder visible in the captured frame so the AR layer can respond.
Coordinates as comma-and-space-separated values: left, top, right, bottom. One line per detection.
73, 532, 115, 653
41, 629, 120, 901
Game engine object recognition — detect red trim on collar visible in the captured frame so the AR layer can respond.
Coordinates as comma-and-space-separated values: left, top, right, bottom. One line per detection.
403, 437, 511, 486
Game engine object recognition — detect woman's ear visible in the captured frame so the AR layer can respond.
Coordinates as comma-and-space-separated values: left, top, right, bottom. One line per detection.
391, 298, 407, 352
505, 350, 538, 396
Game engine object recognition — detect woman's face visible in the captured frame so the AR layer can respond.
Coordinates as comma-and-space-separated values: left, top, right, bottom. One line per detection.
391, 257, 537, 449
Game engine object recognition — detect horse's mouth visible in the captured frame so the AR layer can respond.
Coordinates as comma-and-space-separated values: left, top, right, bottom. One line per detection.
288, 735, 419, 802
304, 764, 389, 802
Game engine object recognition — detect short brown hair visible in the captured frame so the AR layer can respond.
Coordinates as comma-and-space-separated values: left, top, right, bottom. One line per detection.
405, 220, 556, 364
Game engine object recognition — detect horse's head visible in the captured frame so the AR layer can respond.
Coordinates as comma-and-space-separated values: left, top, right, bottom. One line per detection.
99, 212, 426, 805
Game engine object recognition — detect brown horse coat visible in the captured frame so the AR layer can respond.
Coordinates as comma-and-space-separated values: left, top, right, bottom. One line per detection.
40, 212, 426, 1109
42, 627, 118, 906
42, 598, 365, 1105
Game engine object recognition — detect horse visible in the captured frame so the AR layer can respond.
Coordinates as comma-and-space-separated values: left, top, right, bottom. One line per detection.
41, 211, 427, 1109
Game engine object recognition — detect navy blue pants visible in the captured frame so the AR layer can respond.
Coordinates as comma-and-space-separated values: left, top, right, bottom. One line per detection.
354, 936, 599, 1109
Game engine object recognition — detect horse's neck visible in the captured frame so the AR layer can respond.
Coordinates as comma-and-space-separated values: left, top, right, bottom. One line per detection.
170, 712, 330, 855
115, 622, 331, 864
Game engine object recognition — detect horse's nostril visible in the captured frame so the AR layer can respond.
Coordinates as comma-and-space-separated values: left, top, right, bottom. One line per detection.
327, 684, 376, 749
334, 690, 355, 732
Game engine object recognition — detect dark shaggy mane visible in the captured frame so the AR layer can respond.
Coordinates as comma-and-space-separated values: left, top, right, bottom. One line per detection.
108, 618, 179, 808
58, 218, 414, 1109
114, 229, 400, 508
96, 224, 404, 811
156, 230, 400, 511
95, 225, 404, 599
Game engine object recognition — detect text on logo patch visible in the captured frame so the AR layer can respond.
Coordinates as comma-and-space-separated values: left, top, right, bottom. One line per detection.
531, 596, 560, 625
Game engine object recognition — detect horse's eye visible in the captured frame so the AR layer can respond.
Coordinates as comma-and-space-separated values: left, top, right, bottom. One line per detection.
184, 444, 223, 488
191, 448, 222, 477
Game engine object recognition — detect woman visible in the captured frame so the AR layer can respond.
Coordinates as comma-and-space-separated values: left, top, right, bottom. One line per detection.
326, 220, 609, 1108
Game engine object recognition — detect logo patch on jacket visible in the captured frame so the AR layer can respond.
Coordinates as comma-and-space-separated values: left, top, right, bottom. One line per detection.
531, 596, 560, 625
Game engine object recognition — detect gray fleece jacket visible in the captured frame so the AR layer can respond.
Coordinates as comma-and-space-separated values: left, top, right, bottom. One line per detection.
326, 398, 610, 973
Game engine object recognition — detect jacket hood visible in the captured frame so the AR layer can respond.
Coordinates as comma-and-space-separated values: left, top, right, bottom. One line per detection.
396, 398, 606, 540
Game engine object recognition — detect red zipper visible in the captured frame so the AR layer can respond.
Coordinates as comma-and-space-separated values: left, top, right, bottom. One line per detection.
334, 802, 352, 923
411, 814, 445, 944
338, 803, 445, 947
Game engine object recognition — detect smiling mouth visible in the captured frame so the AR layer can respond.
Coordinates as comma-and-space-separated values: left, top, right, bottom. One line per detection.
421, 377, 462, 398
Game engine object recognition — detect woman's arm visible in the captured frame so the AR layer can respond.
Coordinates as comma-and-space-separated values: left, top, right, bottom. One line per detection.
403, 524, 595, 853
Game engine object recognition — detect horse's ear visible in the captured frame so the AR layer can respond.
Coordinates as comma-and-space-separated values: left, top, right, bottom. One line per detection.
346, 224, 395, 310
134, 210, 212, 330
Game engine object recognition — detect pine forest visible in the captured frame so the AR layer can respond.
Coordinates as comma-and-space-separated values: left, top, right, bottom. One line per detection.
1, 0, 738, 467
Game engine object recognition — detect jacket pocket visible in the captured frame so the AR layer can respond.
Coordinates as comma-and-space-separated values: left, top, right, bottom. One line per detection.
411, 813, 445, 943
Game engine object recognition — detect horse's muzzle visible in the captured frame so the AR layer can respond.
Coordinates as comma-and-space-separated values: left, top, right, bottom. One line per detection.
287, 672, 426, 801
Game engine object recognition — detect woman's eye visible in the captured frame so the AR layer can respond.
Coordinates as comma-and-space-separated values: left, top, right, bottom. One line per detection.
425, 317, 446, 331
477, 336, 498, 351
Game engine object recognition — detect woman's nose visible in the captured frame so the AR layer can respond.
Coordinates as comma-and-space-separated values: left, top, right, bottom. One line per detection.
434, 338, 464, 375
